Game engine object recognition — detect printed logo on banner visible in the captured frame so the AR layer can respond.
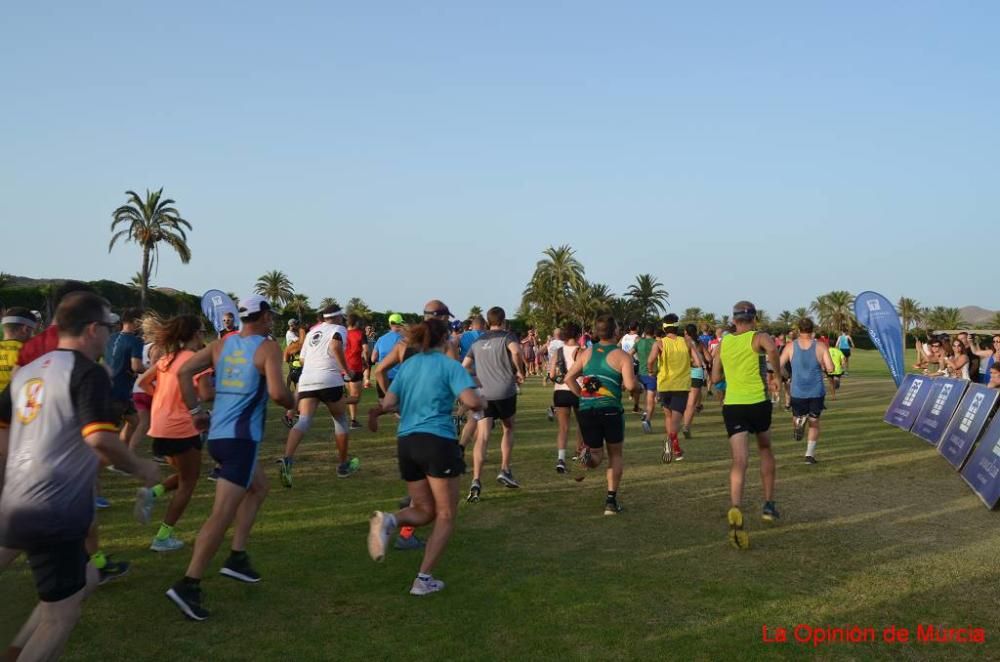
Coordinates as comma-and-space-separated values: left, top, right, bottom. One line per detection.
930, 384, 953, 416
902, 379, 924, 407
959, 393, 985, 433
883, 374, 933, 431
911, 378, 967, 446
866, 299, 880, 312
937, 385, 999, 470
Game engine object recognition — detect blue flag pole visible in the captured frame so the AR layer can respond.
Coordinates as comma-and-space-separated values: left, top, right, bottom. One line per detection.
853, 291, 905, 387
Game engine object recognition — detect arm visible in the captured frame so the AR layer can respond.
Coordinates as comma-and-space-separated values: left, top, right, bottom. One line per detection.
711, 349, 724, 385
260, 340, 295, 409
137, 365, 157, 395
778, 342, 792, 373
283, 340, 302, 362
374, 342, 405, 395
647, 341, 661, 376
755, 333, 781, 381
818, 342, 835, 374
84, 430, 159, 485
507, 340, 526, 382
367, 390, 400, 432
179, 344, 217, 430
615, 349, 641, 397
328, 334, 349, 373
687, 339, 704, 368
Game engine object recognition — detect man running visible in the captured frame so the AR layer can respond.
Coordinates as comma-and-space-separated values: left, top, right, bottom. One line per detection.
1, 292, 159, 658
462, 306, 525, 501
279, 304, 358, 486
827, 342, 846, 399
632, 323, 658, 434
371, 314, 406, 398
647, 314, 702, 462
166, 294, 294, 620
779, 318, 834, 464
344, 314, 369, 429
564, 314, 640, 515
0, 308, 38, 393
619, 322, 640, 413
835, 329, 854, 373
104, 308, 145, 446
712, 301, 781, 550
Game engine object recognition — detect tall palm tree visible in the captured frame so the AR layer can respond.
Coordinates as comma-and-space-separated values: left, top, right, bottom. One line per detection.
756, 309, 771, 325
625, 274, 669, 322
925, 306, 967, 331
255, 270, 295, 307
699, 312, 719, 328
572, 282, 614, 326
897, 297, 922, 333
346, 297, 372, 318
777, 310, 794, 329
468, 305, 483, 319
682, 307, 704, 325
521, 245, 586, 330
109, 188, 192, 308
284, 293, 312, 320
318, 297, 340, 311
811, 291, 855, 333
794, 307, 810, 321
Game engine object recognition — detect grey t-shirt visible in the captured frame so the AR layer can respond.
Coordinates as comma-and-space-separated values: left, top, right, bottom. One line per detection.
466, 330, 518, 401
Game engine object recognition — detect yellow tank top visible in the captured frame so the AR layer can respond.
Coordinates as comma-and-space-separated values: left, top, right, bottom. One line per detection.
719, 332, 767, 405
0, 339, 23, 392
656, 335, 691, 392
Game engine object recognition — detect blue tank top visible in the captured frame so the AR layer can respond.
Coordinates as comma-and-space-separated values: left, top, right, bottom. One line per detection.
209, 334, 268, 443
791, 339, 825, 399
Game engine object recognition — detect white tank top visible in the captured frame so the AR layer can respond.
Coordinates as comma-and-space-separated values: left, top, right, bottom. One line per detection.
620, 333, 638, 354
299, 323, 347, 390
554, 345, 580, 392
132, 343, 153, 394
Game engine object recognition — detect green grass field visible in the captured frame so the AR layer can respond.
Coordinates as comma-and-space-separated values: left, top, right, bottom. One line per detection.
2, 350, 998, 660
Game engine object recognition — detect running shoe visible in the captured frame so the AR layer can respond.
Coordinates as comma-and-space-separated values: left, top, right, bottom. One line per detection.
466, 480, 482, 503
641, 414, 652, 434
410, 576, 445, 596
207, 466, 221, 482
95, 496, 110, 509
762, 501, 780, 522
394, 534, 425, 551
555, 459, 567, 474
337, 458, 360, 478
804, 455, 818, 465
220, 554, 261, 583
98, 558, 131, 584
277, 458, 293, 488
367, 511, 391, 562
661, 441, 673, 464
682, 426, 691, 440
728, 507, 749, 550
793, 416, 807, 441
350, 419, 362, 430
133, 487, 156, 525
166, 581, 209, 621
604, 497, 623, 516
672, 442, 685, 462
546, 406, 555, 422
150, 536, 185, 552
106, 465, 128, 475
497, 469, 520, 488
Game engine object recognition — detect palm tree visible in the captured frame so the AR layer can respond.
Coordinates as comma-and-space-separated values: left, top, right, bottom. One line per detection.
777, 310, 794, 329
109, 188, 192, 308
468, 305, 483, 319
318, 297, 340, 311
521, 245, 587, 330
284, 293, 312, 320
255, 270, 295, 307
988, 312, 1000, 329
897, 297, 922, 333
128, 271, 153, 290
794, 307, 810, 321
572, 282, 614, 325
346, 297, 372, 318
925, 306, 967, 331
811, 291, 855, 333
699, 312, 719, 329
682, 307, 704, 325
625, 274, 669, 322
756, 309, 771, 325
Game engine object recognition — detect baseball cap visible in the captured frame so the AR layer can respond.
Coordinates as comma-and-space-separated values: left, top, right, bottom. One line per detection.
238, 294, 271, 319
388, 313, 404, 325
450, 320, 463, 332
288, 318, 298, 325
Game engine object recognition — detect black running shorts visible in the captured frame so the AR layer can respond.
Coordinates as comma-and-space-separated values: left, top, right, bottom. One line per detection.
485, 396, 517, 420
397, 433, 466, 481
722, 401, 773, 437
552, 390, 579, 409
298, 386, 344, 404
153, 435, 203, 457
576, 407, 625, 448
27, 539, 89, 602
790, 397, 825, 419
207, 438, 258, 489
658, 390, 689, 413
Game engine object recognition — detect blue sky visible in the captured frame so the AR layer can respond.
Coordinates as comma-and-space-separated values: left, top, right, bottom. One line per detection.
2, 2, 997, 318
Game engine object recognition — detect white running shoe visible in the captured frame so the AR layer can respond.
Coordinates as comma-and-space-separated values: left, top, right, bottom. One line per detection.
410, 576, 446, 596
133, 487, 156, 525
150, 536, 185, 552
368, 511, 393, 562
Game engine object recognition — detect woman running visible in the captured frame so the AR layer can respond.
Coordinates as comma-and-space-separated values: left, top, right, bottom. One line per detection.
366, 318, 483, 595
549, 322, 583, 473
134, 315, 213, 551
682, 324, 709, 438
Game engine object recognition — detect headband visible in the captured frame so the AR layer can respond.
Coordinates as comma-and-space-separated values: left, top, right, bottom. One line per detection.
2, 316, 37, 329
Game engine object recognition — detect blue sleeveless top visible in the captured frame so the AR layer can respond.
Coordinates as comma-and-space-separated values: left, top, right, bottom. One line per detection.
791, 339, 825, 399
208, 334, 268, 443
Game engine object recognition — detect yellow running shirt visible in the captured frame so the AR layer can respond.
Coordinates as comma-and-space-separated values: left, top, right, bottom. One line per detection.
656, 335, 691, 392
0, 339, 23, 393
719, 331, 767, 405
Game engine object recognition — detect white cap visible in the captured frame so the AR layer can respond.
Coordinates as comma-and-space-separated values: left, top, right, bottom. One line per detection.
238, 294, 271, 319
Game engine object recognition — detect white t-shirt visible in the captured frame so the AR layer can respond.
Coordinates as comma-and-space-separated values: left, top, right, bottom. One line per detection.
299, 322, 347, 391
285, 329, 299, 346
132, 343, 153, 394
620, 333, 638, 354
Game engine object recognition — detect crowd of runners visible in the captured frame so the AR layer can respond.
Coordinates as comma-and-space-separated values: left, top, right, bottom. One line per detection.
0, 280, 883, 655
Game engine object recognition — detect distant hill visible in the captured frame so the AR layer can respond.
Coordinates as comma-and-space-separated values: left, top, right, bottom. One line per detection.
960, 306, 996, 325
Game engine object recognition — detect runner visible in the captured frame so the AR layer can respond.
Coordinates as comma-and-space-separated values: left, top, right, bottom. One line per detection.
647, 314, 703, 462
779, 318, 834, 464
619, 322, 640, 413
682, 323, 709, 438
371, 314, 406, 399
278, 304, 359, 486
462, 306, 525, 502
545, 327, 563, 420
521, 329, 537, 377
564, 314, 640, 515
0, 308, 38, 393
103, 308, 145, 447
1, 292, 159, 659
835, 329, 854, 373
457, 315, 486, 445
127, 333, 157, 452
344, 314, 369, 429
632, 323, 657, 434
134, 314, 214, 551
827, 342, 846, 399
366, 317, 483, 595
712, 301, 781, 550
166, 294, 295, 621
549, 322, 583, 473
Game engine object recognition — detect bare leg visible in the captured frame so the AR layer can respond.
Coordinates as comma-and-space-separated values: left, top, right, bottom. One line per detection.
327, 399, 349, 464
499, 416, 515, 472
728, 432, 750, 508
757, 431, 775, 502
283, 397, 319, 459
606, 442, 624, 492
418, 476, 460, 575
11, 562, 98, 661
129, 409, 151, 450
184, 479, 247, 579
555, 406, 570, 452
472, 418, 491, 481
458, 416, 477, 449
231, 466, 269, 552
162, 448, 202, 527
347, 381, 361, 423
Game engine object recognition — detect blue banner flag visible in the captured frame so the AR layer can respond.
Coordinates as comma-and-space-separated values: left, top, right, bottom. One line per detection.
201, 290, 239, 333
853, 291, 905, 387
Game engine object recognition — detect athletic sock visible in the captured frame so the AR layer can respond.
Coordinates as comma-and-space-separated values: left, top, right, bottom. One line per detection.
806, 440, 817, 457
417, 572, 432, 582
155, 523, 174, 540
91, 551, 107, 569
182, 576, 200, 586
385, 513, 398, 530
151, 483, 166, 498
229, 550, 248, 562
400, 526, 415, 539
606, 491, 617, 500
557, 449, 566, 461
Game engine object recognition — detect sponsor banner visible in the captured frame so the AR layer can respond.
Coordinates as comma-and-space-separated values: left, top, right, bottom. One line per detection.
937, 384, 1000, 469
911, 378, 967, 446
960, 413, 1000, 509
883, 373, 933, 431
854, 291, 905, 387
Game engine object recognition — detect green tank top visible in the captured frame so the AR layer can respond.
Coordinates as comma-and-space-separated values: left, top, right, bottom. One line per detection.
634, 337, 655, 376
719, 331, 767, 405
578, 342, 623, 412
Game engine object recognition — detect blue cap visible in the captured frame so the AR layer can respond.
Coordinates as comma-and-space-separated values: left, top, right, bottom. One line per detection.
450, 320, 463, 331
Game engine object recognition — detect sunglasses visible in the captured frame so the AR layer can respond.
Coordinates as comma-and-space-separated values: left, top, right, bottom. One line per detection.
423, 310, 450, 318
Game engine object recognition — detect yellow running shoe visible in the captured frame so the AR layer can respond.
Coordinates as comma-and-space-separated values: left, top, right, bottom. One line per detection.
728, 507, 749, 550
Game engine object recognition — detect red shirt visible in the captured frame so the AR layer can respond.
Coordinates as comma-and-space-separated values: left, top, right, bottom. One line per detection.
17, 325, 60, 366
345, 328, 366, 373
